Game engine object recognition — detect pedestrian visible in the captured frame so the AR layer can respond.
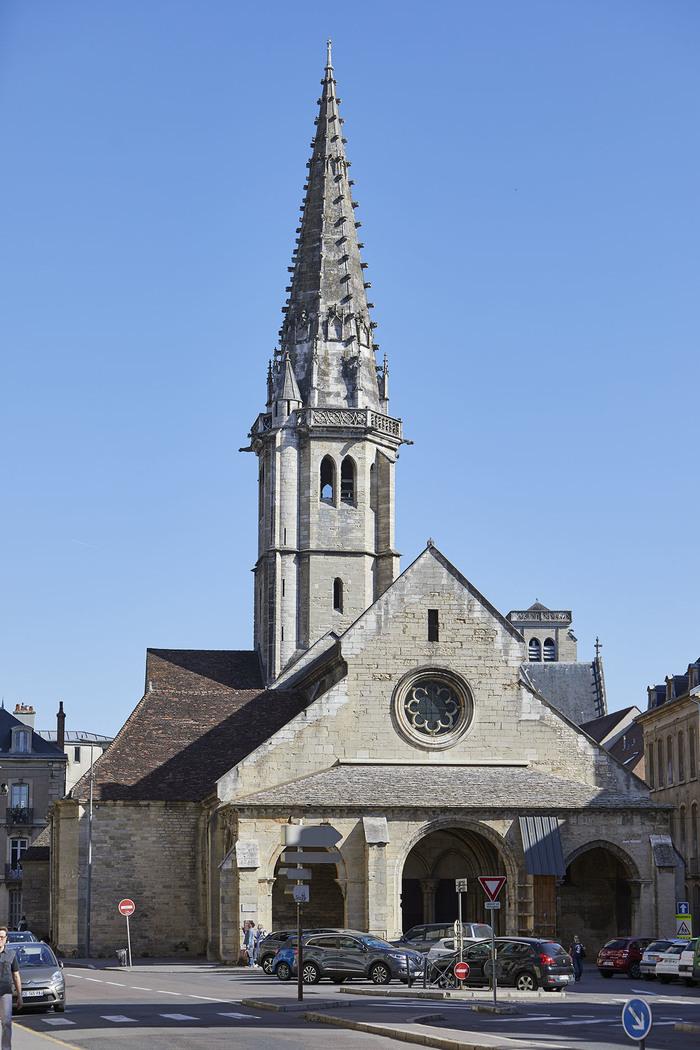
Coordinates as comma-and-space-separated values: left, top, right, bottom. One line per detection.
16, 918, 27, 934
244, 921, 256, 968
569, 935, 585, 981
253, 923, 267, 966
0, 926, 22, 1049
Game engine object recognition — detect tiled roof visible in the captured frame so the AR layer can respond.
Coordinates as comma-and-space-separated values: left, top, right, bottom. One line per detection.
71, 650, 307, 802
235, 762, 656, 811
523, 662, 605, 725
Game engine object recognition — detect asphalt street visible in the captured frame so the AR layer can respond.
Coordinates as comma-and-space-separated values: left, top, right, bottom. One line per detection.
12, 961, 700, 1050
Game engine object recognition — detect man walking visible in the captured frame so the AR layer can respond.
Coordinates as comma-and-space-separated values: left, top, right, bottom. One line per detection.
0, 926, 22, 1049
569, 935, 585, 981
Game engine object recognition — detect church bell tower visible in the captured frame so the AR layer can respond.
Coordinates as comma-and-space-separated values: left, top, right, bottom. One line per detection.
246, 42, 405, 684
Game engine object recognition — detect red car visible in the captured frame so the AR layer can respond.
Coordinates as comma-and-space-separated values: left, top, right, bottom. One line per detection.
597, 937, 653, 979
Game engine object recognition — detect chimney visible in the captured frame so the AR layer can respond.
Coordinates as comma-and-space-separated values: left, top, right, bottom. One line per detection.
56, 701, 66, 751
14, 703, 36, 730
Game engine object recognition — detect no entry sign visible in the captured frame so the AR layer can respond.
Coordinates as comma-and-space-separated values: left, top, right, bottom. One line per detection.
118, 899, 136, 917
454, 961, 470, 982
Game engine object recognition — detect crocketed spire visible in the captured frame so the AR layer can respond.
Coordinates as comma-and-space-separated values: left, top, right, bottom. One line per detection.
277, 40, 380, 409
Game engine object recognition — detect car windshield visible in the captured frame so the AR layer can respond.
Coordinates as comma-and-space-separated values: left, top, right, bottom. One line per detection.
541, 942, 566, 956
666, 945, 685, 956
646, 940, 671, 952
603, 939, 629, 949
7, 933, 35, 942
471, 925, 492, 939
363, 937, 395, 950
16, 946, 58, 968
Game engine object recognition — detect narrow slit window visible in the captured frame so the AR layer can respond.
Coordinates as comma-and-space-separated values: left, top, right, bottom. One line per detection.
528, 638, 541, 662
543, 638, 555, 662
428, 609, 439, 642
679, 731, 685, 781
333, 578, 343, 613
340, 457, 356, 504
320, 456, 336, 503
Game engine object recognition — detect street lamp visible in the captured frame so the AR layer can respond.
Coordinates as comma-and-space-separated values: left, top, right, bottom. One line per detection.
83, 739, 96, 960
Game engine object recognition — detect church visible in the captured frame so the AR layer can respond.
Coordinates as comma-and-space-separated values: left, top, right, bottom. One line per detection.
51, 44, 676, 960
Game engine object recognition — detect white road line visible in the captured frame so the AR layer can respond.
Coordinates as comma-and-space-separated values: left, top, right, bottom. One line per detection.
104, 981, 125, 986
558, 1018, 614, 1026
189, 994, 233, 1002
82, 977, 103, 982
101, 1015, 137, 1023
160, 1013, 197, 1021
219, 1012, 262, 1020
156, 990, 183, 996
130, 985, 153, 991
42, 1018, 77, 1025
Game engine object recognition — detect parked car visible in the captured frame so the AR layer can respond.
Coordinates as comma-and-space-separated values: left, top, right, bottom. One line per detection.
678, 938, 698, 986
655, 941, 687, 983
640, 939, 674, 979
430, 937, 574, 992
257, 928, 338, 975
12, 942, 65, 1012
6, 931, 39, 944
426, 935, 492, 963
273, 930, 424, 985
597, 937, 653, 979
393, 922, 492, 954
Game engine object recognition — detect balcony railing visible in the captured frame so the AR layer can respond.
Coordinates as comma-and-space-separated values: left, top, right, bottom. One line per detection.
6, 806, 33, 827
4, 865, 22, 883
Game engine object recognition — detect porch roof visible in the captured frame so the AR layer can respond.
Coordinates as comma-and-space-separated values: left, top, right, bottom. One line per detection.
234, 761, 658, 811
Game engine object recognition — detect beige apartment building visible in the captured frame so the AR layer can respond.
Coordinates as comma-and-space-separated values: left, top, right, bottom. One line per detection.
638, 659, 700, 920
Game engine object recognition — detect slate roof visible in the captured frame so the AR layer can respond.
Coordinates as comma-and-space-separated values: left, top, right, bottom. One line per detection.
0, 709, 65, 759
607, 721, 644, 768
235, 762, 656, 811
580, 707, 638, 745
71, 650, 307, 803
523, 662, 605, 725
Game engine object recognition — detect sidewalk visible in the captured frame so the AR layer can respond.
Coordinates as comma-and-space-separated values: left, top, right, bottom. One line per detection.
15, 1023, 79, 1049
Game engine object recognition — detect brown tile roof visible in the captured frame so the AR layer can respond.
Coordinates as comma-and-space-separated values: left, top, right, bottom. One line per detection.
71, 649, 307, 803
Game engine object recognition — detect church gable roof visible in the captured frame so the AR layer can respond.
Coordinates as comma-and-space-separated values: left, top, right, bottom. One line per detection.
72, 649, 307, 802
523, 662, 606, 725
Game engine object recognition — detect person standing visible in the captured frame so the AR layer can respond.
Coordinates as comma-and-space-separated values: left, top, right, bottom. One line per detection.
0, 926, 22, 1049
253, 923, 267, 966
569, 935, 585, 981
244, 921, 256, 968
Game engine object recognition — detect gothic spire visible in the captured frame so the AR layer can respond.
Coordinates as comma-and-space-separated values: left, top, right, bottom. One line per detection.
278, 41, 380, 409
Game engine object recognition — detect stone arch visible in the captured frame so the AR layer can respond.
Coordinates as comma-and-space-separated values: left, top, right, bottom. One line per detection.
560, 839, 641, 958
266, 838, 347, 932
394, 818, 519, 936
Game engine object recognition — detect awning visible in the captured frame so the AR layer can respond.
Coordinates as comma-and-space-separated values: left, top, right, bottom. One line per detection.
519, 816, 566, 877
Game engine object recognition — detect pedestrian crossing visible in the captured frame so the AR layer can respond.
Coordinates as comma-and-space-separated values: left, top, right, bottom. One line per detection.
41, 1010, 262, 1026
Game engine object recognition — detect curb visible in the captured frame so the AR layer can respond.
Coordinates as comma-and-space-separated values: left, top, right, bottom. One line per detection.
241, 997, 355, 1013
302, 1011, 524, 1050
340, 986, 565, 1001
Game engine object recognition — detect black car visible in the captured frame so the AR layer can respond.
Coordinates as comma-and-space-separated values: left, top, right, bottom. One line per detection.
257, 928, 338, 975
430, 937, 574, 992
275, 930, 425, 985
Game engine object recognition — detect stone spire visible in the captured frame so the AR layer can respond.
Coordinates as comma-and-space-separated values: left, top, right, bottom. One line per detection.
278, 40, 380, 410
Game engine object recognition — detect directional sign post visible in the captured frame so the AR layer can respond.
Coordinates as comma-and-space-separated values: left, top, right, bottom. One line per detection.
279, 824, 342, 1002
478, 876, 506, 1008
117, 899, 135, 967
621, 997, 652, 1048
676, 914, 693, 939
455, 878, 468, 962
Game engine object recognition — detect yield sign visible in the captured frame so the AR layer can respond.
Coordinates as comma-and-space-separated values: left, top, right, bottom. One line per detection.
478, 875, 506, 901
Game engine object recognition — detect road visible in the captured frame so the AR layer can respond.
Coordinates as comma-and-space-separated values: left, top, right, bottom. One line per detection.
13, 961, 700, 1050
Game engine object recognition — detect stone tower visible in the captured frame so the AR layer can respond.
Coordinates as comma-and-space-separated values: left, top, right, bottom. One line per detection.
247, 43, 405, 684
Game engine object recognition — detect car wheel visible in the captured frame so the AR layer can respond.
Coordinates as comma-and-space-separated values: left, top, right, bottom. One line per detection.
302, 962, 320, 985
642, 973, 652, 980
659, 975, 671, 984
600, 971, 613, 979
276, 962, 292, 982
629, 962, 641, 979
684, 978, 696, 987
261, 955, 275, 975
515, 971, 538, 992
54, 1003, 66, 1013
369, 962, 391, 985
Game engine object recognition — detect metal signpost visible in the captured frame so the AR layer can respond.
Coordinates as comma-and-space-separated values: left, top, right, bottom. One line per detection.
676, 900, 693, 939
477, 876, 506, 1008
454, 878, 468, 963
117, 899, 135, 967
621, 997, 652, 1049
280, 824, 341, 1001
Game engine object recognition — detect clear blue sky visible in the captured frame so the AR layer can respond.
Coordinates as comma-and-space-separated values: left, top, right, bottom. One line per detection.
1, 1, 698, 735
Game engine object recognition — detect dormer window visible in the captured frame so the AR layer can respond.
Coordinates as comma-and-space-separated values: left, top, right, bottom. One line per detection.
12, 728, 30, 754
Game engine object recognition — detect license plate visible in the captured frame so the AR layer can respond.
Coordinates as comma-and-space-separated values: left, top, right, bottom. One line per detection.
22, 990, 46, 998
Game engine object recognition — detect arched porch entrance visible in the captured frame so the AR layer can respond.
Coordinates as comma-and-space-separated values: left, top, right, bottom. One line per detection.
559, 843, 640, 958
401, 825, 508, 934
271, 849, 344, 930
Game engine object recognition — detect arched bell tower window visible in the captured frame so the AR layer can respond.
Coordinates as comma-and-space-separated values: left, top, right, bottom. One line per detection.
340, 457, 356, 504
543, 638, 556, 662
528, 638, 541, 662
320, 456, 336, 504
333, 578, 343, 613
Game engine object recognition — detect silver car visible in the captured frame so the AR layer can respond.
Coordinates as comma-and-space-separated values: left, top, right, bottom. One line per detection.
14, 942, 66, 1012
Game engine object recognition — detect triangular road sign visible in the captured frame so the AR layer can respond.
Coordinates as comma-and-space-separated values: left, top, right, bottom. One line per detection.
677, 919, 691, 937
478, 875, 507, 901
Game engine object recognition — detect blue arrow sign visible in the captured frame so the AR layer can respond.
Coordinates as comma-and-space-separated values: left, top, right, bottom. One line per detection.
621, 998, 652, 1041
677, 900, 690, 914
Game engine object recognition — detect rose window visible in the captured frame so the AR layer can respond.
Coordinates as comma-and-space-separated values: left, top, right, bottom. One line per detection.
394, 670, 473, 748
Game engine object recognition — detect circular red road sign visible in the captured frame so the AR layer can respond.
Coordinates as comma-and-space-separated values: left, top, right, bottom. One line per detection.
454, 961, 470, 981
118, 899, 135, 917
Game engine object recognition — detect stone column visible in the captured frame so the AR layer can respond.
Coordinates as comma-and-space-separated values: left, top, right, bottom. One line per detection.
258, 878, 276, 933
363, 816, 390, 937
218, 850, 240, 963
420, 879, 438, 924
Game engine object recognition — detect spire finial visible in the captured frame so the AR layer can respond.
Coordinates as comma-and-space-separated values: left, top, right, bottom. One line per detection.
326, 38, 333, 70
595, 636, 602, 658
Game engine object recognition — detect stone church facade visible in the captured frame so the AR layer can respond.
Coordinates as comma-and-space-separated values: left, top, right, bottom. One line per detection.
51, 44, 676, 960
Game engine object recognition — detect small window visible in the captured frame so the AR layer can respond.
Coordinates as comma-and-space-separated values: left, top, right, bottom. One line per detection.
647, 746, 655, 788
333, 578, 343, 613
428, 609, 439, 642
340, 457, 356, 504
678, 731, 685, 782
14, 730, 30, 754
543, 637, 556, 662
692, 803, 699, 858
667, 735, 674, 784
74, 746, 81, 763
320, 456, 335, 503
528, 638, 541, 662
657, 739, 665, 787
690, 726, 697, 779
9, 839, 28, 870
10, 784, 29, 810
680, 805, 687, 854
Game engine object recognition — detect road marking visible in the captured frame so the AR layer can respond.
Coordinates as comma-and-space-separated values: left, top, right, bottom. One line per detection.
101, 1015, 137, 1023
130, 985, 153, 991
104, 981, 125, 986
219, 1012, 262, 1020
82, 977, 102, 983
160, 1013, 197, 1021
189, 994, 235, 1002
42, 1018, 77, 1025
559, 1018, 614, 1026
156, 989, 184, 995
